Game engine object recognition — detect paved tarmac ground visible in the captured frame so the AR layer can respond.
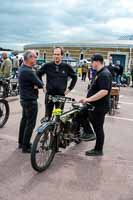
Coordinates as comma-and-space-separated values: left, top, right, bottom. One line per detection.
0, 78, 133, 200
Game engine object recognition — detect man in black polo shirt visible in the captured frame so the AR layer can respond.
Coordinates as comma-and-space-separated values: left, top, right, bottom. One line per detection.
37, 47, 77, 121
18, 50, 43, 153
74, 54, 112, 156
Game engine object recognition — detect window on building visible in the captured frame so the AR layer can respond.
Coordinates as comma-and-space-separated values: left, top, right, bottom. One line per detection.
80, 52, 84, 60
44, 53, 46, 61
65, 51, 69, 58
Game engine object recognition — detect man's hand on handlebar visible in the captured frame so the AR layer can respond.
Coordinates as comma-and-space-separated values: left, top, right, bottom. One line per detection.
79, 97, 89, 104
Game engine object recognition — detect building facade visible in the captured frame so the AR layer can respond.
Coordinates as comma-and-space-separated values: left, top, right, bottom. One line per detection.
24, 40, 133, 70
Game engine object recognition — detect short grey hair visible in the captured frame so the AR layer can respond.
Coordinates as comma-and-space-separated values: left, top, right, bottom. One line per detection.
23, 50, 34, 61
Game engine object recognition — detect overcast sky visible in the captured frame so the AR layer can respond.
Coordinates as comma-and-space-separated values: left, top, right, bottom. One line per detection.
0, 0, 133, 50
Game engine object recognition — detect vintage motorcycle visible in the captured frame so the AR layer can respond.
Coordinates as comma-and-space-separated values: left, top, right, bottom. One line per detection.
0, 98, 10, 128
0, 75, 19, 98
31, 95, 94, 172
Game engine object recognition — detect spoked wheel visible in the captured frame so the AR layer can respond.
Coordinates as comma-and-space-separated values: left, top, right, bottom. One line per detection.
0, 99, 10, 128
73, 132, 82, 144
31, 124, 56, 172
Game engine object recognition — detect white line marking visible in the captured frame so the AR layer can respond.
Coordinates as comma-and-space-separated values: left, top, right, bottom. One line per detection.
119, 101, 133, 105
107, 115, 133, 122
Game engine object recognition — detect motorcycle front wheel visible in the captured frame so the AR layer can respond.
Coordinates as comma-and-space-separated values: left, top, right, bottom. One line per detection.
31, 124, 56, 172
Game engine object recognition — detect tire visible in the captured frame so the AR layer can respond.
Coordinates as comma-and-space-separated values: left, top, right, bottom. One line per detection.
31, 124, 56, 172
0, 99, 10, 128
0, 85, 4, 98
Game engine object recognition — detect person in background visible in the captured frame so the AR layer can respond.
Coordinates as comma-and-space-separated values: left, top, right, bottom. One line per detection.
81, 61, 88, 81
12, 55, 19, 78
114, 60, 123, 84
0, 52, 12, 78
87, 65, 97, 90
116, 60, 123, 84
106, 56, 115, 80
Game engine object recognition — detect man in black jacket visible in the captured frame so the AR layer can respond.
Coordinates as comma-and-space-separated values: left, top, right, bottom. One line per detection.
37, 47, 77, 121
18, 50, 43, 153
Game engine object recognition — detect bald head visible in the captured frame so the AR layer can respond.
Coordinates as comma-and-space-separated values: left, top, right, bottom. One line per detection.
2, 52, 8, 59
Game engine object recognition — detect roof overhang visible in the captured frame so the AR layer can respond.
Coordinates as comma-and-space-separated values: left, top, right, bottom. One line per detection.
24, 40, 133, 49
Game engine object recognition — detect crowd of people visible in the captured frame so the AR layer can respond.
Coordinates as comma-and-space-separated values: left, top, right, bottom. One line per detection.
79, 56, 133, 87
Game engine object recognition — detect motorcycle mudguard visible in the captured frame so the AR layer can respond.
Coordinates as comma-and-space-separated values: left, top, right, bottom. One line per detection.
36, 121, 55, 135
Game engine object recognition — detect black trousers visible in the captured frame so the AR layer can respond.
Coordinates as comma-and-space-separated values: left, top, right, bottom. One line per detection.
18, 100, 38, 149
45, 93, 64, 119
82, 72, 87, 81
72, 107, 107, 151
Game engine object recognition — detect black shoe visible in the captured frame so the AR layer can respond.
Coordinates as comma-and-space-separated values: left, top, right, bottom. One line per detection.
85, 149, 103, 156
22, 143, 32, 153
27, 143, 32, 149
18, 143, 22, 149
80, 132, 96, 141
22, 148, 31, 153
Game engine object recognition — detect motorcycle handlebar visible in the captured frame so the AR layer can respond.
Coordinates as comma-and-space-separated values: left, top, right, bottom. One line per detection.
47, 95, 95, 111
48, 95, 75, 103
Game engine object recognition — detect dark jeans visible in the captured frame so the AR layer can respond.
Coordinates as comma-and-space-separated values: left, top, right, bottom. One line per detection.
82, 72, 87, 81
72, 107, 107, 151
45, 93, 64, 119
18, 100, 38, 149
